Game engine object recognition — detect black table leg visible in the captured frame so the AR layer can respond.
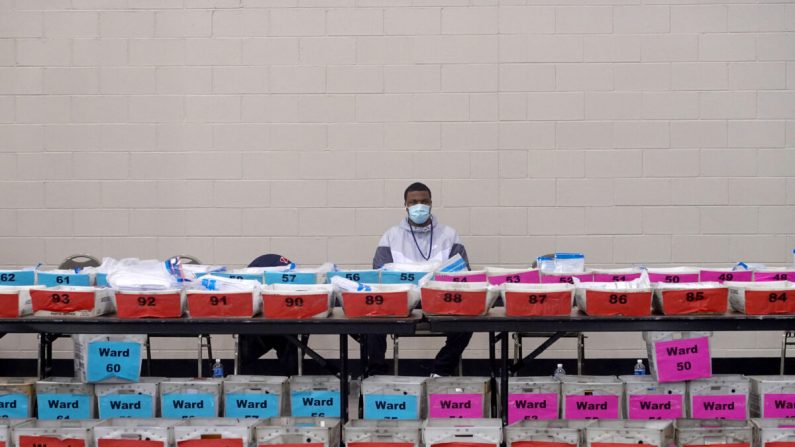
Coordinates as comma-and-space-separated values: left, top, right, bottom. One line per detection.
489, 331, 497, 417
501, 331, 509, 425
339, 334, 349, 424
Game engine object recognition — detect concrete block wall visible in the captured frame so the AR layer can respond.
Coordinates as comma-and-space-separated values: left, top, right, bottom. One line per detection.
0, 0, 793, 363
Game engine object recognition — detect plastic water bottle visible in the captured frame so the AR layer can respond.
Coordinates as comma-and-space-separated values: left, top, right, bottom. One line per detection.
553, 363, 566, 379
791, 249, 794, 267
212, 359, 224, 378
634, 359, 646, 375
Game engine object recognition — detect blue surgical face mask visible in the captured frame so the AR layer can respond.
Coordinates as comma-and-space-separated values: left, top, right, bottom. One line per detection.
407, 204, 431, 225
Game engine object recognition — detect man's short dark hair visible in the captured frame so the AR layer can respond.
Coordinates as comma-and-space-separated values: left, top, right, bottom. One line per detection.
404, 182, 432, 201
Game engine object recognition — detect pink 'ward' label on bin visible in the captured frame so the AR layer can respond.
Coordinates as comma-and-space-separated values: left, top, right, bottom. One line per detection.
564, 395, 619, 419
691, 395, 746, 420
628, 394, 684, 420
428, 394, 482, 419
653, 337, 711, 382
507, 393, 558, 424
763, 394, 795, 418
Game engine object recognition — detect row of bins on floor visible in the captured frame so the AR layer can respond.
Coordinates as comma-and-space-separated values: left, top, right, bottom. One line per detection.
0, 418, 792, 447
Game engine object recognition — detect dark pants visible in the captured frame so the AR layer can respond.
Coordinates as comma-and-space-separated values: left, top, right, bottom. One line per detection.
238, 335, 301, 376
365, 332, 473, 376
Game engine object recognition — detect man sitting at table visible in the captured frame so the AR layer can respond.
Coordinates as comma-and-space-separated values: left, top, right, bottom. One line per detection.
368, 182, 471, 377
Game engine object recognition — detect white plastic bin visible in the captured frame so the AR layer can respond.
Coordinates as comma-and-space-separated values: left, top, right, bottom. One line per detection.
584, 420, 674, 447
504, 420, 592, 447
361, 375, 426, 420
173, 418, 259, 447
420, 282, 499, 316
12, 420, 100, 447
186, 289, 262, 318
30, 286, 114, 317
0, 378, 36, 418
652, 283, 728, 315
289, 376, 340, 418
575, 283, 652, 317
160, 379, 222, 419
223, 375, 288, 419
73, 334, 146, 383
343, 420, 421, 447
35, 378, 94, 420
422, 419, 502, 447
674, 419, 753, 447
752, 419, 795, 447
255, 417, 340, 447
93, 418, 182, 447
727, 281, 795, 315
0, 285, 44, 317
686, 375, 750, 420
560, 376, 623, 420
619, 375, 686, 420
427, 377, 491, 419
95, 378, 160, 419
262, 285, 334, 319
502, 283, 575, 317
507, 377, 561, 424
114, 289, 186, 319
748, 375, 795, 418
337, 284, 420, 318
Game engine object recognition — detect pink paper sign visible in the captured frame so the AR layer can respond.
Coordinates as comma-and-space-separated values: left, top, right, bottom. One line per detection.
564, 395, 619, 419
647, 272, 700, 283
691, 395, 747, 420
487, 270, 540, 285
763, 394, 795, 418
507, 393, 558, 424
628, 394, 684, 420
654, 337, 711, 382
435, 273, 488, 283
755, 271, 794, 282
428, 394, 482, 419
541, 273, 593, 284
592, 273, 642, 282
700, 270, 753, 283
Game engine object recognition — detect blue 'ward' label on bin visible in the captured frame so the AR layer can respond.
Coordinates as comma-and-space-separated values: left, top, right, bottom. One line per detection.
98, 393, 154, 418
224, 393, 279, 418
37, 273, 91, 287
290, 391, 339, 417
0, 271, 34, 286
37, 393, 91, 420
363, 394, 418, 420
161, 393, 216, 418
0, 393, 29, 418
87, 341, 141, 383
265, 272, 316, 285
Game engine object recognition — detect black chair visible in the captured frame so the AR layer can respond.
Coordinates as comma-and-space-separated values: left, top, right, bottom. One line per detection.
58, 254, 100, 270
